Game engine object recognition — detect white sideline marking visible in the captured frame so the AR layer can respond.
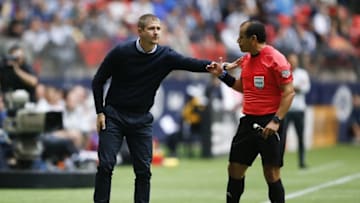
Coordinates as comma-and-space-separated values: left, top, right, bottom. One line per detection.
297, 161, 343, 175
261, 172, 360, 203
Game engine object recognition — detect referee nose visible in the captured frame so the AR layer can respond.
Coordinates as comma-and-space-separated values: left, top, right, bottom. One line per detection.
237, 37, 242, 46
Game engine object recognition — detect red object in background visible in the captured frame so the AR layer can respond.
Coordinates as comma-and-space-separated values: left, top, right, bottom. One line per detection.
278, 14, 292, 28
328, 5, 338, 17
32, 58, 43, 74
152, 138, 164, 166
152, 154, 164, 166
349, 15, 360, 56
190, 35, 227, 62
350, 15, 360, 41
78, 39, 111, 68
265, 24, 276, 44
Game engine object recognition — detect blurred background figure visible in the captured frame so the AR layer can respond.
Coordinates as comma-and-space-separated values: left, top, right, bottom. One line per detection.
201, 75, 222, 158
0, 93, 11, 170
283, 53, 311, 169
349, 92, 360, 145
0, 94, 6, 129
0, 44, 38, 103
181, 84, 207, 158
162, 113, 183, 158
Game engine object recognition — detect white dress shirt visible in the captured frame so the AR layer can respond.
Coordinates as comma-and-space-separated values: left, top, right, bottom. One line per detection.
289, 67, 311, 111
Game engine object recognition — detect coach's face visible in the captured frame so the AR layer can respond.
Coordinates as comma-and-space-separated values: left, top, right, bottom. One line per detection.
139, 19, 161, 46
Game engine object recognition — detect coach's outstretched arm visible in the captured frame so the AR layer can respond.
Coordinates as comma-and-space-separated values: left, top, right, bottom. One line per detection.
206, 58, 243, 93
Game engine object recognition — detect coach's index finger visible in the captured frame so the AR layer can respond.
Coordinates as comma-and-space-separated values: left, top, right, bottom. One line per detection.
219, 56, 223, 64
219, 56, 230, 70
219, 56, 226, 69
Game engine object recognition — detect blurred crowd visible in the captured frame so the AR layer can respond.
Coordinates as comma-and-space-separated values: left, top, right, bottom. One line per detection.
0, 0, 359, 82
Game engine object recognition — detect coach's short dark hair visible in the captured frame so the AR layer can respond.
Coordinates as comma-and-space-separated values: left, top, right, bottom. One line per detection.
137, 14, 160, 29
242, 20, 266, 43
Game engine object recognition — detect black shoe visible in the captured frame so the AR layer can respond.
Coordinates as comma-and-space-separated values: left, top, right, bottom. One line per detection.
299, 164, 307, 169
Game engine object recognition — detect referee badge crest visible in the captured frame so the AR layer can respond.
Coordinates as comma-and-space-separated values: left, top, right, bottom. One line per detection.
281, 70, 291, 78
254, 76, 264, 89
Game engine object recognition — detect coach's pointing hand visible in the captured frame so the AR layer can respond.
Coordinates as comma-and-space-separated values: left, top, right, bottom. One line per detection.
206, 61, 222, 76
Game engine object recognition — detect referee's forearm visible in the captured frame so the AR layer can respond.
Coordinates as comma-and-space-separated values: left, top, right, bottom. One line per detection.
276, 84, 295, 119
232, 78, 243, 93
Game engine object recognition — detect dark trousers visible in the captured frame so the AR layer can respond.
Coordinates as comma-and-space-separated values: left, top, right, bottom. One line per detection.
283, 111, 306, 167
94, 106, 153, 203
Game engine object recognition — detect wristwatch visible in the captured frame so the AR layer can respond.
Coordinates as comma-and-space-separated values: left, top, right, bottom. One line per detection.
272, 116, 281, 124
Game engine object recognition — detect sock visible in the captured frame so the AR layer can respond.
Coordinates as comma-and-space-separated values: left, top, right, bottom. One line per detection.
268, 179, 285, 203
226, 176, 244, 203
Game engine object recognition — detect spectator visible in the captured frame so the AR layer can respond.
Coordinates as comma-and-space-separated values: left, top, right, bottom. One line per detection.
273, 15, 302, 55
349, 93, 360, 144
52, 87, 88, 149
182, 84, 207, 158
22, 17, 49, 57
46, 12, 78, 87
283, 53, 311, 169
0, 94, 6, 128
312, 2, 331, 44
0, 93, 11, 170
0, 44, 38, 102
161, 113, 182, 157
35, 84, 65, 112
220, 3, 249, 61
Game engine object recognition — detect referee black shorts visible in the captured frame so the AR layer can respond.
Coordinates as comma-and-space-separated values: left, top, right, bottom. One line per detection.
229, 114, 286, 167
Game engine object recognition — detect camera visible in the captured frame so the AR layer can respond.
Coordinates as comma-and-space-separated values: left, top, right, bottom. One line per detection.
3, 54, 18, 62
3, 90, 63, 165
0, 54, 19, 69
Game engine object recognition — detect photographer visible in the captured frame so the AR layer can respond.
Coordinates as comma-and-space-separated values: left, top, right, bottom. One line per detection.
0, 44, 38, 102
0, 45, 38, 169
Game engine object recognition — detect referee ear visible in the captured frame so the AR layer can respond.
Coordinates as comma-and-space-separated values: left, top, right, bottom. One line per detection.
251, 35, 257, 42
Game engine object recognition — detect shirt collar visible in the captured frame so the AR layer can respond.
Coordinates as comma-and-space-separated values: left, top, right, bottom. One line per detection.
136, 38, 157, 54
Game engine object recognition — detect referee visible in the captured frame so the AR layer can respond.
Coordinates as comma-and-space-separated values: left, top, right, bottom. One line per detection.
207, 20, 295, 203
92, 14, 213, 203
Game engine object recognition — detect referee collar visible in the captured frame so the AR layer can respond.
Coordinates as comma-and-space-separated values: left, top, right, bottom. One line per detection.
136, 38, 157, 54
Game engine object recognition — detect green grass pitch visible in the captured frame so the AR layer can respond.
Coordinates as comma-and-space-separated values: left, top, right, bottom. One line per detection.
1, 144, 360, 203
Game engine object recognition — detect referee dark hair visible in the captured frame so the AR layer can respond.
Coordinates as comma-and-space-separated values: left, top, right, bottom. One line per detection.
207, 20, 295, 203
92, 14, 216, 203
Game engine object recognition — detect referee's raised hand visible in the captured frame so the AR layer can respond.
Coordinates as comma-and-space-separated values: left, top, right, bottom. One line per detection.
222, 57, 243, 70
